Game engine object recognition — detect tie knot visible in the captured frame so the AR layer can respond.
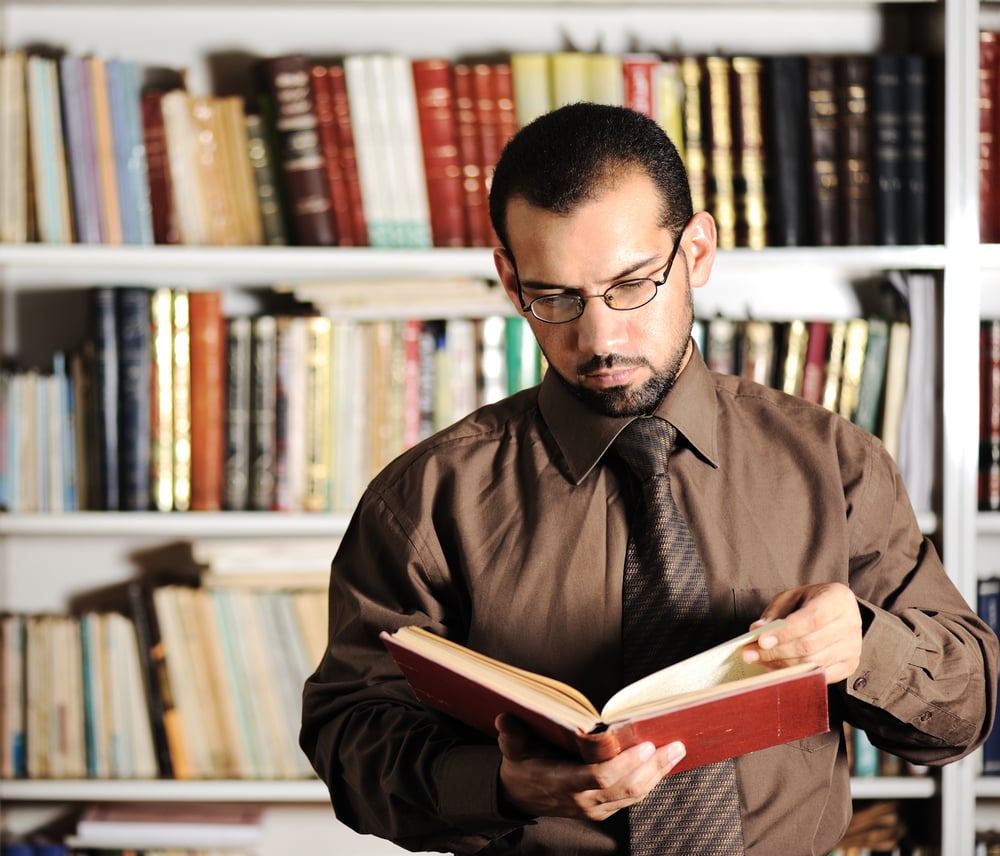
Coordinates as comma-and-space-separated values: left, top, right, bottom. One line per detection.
612, 417, 677, 481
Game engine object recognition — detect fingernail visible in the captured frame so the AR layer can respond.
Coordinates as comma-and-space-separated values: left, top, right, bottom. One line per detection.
743, 649, 760, 663
639, 742, 655, 761
667, 742, 686, 764
760, 635, 777, 650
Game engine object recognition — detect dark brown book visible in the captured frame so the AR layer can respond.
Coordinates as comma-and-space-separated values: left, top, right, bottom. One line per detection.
901, 53, 930, 245
806, 55, 840, 246
836, 55, 875, 246
411, 58, 466, 248
189, 291, 225, 512
382, 622, 828, 770
140, 90, 180, 245
981, 33, 999, 244
256, 54, 336, 246
730, 55, 767, 250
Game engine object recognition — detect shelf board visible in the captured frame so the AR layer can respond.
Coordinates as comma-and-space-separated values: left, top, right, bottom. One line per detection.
0, 778, 329, 803
0, 511, 352, 538
0, 775, 934, 803
0, 243, 947, 289
977, 776, 1000, 799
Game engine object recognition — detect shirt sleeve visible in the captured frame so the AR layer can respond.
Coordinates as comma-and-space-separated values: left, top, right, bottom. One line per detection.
840, 436, 1000, 764
299, 484, 528, 853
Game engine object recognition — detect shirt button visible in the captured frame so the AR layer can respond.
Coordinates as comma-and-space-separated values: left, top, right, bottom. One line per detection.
918, 711, 932, 723
853, 677, 868, 691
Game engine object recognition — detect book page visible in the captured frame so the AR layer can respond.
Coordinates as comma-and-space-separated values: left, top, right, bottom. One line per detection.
601, 620, 787, 720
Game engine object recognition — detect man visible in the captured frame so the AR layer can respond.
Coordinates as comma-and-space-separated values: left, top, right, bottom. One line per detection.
300, 103, 998, 854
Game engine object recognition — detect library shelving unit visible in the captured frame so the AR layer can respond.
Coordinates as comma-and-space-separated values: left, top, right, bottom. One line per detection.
0, 1, 986, 854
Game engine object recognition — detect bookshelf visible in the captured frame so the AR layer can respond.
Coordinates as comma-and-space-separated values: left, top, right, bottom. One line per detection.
0, 0, 986, 854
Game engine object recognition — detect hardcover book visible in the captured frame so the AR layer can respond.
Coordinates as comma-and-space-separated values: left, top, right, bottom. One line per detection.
381, 621, 828, 770
806, 54, 840, 246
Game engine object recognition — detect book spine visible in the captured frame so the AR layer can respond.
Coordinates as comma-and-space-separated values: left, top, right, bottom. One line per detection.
327, 64, 369, 246
806, 55, 840, 246
979, 578, 1000, 774
309, 64, 350, 246
250, 315, 279, 511
412, 58, 466, 248
982, 319, 1000, 510
257, 54, 336, 246
140, 90, 180, 245
623, 54, 660, 118
765, 55, 810, 247
679, 56, 708, 215
730, 55, 767, 250
90, 288, 119, 510
171, 290, 192, 512
115, 287, 152, 511
189, 291, 225, 511
836, 54, 875, 246
303, 316, 333, 512
982, 33, 999, 244
453, 63, 485, 247
243, 112, 287, 246
870, 53, 904, 246
902, 53, 930, 245
703, 56, 736, 250
224, 316, 252, 511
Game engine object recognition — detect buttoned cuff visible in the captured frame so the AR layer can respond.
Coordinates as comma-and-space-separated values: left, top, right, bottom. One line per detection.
847, 599, 916, 706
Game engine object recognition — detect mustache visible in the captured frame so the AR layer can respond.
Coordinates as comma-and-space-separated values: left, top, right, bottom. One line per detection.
576, 354, 651, 376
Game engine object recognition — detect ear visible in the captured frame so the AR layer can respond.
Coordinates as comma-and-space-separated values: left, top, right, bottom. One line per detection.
680, 211, 717, 289
493, 248, 524, 312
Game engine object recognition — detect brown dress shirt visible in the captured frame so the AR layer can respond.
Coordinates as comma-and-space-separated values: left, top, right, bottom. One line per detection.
300, 345, 998, 855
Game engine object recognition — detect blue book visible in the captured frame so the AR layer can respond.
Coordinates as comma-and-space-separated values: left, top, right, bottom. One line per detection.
116, 288, 152, 511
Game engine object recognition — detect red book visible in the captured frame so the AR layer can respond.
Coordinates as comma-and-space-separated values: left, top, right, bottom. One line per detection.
471, 63, 503, 247
310, 64, 351, 245
382, 623, 828, 771
623, 53, 660, 118
800, 320, 831, 405
412, 58, 466, 248
188, 291, 225, 511
453, 63, 485, 246
981, 32, 1000, 244
140, 90, 180, 245
327, 64, 368, 246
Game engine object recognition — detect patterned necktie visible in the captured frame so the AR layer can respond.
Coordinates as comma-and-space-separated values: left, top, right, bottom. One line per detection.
612, 416, 744, 856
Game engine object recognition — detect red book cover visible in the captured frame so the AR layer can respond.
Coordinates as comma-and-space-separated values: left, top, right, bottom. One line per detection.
381, 625, 829, 771
412, 58, 466, 248
327, 63, 368, 246
800, 320, 832, 405
140, 90, 180, 245
623, 54, 660, 118
453, 63, 484, 246
471, 63, 502, 248
310, 64, 350, 245
188, 291, 225, 511
981, 32, 999, 244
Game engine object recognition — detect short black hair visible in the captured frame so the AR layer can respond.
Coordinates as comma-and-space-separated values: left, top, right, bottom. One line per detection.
488, 102, 693, 251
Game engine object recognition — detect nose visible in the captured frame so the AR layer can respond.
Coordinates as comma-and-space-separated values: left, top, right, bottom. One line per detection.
574, 297, 629, 355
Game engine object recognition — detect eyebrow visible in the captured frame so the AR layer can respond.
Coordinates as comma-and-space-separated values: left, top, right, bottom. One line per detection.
518, 254, 665, 293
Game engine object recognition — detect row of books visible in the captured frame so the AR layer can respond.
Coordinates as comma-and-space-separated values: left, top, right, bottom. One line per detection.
844, 724, 929, 780
0, 288, 544, 514
693, 314, 911, 461
0, 580, 328, 781
980, 32, 1000, 243
981, 319, 1000, 511
0, 297, 926, 515
0, 45, 932, 252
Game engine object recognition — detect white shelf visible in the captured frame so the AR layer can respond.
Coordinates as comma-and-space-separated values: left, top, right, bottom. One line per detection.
0, 775, 934, 804
0, 778, 328, 803
0, 511, 352, 538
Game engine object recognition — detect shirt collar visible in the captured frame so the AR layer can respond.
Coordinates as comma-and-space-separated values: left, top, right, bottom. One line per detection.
538, 342, 720, 485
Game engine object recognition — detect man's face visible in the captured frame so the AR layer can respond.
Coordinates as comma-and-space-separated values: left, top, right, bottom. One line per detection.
495, 171, 712, 417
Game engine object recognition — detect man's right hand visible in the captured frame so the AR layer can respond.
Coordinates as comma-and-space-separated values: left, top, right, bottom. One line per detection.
495, 714, 687, 821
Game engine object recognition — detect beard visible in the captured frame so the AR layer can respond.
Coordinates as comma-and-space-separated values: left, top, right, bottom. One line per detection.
548, 285, 695, 418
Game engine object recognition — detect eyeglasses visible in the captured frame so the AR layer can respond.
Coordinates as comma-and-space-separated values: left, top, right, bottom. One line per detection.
514, 228, 686, 325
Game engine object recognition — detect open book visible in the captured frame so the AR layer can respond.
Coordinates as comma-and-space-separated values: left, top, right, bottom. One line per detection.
380, 621, 829, 772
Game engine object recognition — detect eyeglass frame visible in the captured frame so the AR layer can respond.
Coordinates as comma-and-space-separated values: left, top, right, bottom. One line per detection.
510, 219, 690, 325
